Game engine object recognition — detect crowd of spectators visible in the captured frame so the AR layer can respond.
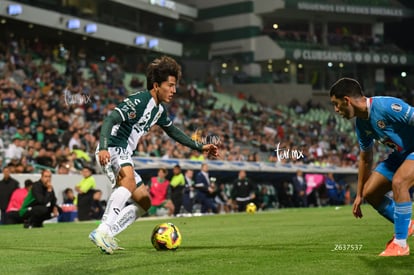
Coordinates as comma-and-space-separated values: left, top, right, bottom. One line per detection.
0, 36, 382, 176
0, 36, 130, 172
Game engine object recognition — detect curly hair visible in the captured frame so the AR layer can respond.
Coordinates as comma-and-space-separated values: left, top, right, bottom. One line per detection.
146, 56, 182, 90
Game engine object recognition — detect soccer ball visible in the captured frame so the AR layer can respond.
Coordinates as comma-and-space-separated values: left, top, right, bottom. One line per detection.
246, 202, 257, 214
151, 222, 182, 250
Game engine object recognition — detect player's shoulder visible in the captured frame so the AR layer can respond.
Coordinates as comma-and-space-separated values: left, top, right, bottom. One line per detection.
119, 90, 152, 109
372, 96, 410, 112
372, 96, 406, 105
127, 90, 151, 102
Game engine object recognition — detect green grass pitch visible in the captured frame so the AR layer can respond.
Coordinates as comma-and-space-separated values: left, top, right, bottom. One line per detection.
1, 205, 413, 275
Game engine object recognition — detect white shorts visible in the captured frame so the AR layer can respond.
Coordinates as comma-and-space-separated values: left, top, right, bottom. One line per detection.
95, 146, 143, 188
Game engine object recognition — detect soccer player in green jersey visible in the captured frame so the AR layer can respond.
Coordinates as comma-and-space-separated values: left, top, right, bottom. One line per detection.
89, 56, 219, 254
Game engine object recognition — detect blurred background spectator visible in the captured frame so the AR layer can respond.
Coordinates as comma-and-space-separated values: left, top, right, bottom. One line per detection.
169, 164, 186, 216
230, 170, 256, 212
74, 166, 96, 221
0, 166, 19, 224
194, 163, 217, 214
5, 179, 33, 225
89, 189, 105, 220
147, 168, 174, 216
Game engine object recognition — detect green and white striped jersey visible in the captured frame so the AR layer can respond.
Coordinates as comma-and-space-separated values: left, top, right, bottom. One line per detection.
108, 90, 171, 153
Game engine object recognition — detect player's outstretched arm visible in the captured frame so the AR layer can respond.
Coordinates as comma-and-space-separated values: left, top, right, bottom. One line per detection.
162, 124, 202, 149
161, 124, 220, 159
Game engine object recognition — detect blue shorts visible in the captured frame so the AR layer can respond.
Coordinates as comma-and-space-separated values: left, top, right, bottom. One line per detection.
375, 151, 414, 181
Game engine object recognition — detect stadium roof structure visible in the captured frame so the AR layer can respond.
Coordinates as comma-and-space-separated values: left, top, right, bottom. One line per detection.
0, 0, 200, 57
2, 0, 412, 94
180, 0, 413, 95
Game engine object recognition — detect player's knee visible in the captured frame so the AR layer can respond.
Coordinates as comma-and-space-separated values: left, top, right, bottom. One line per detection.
118, 177, 136, 192
392, 175, 412, 191
117, 166, 136, 190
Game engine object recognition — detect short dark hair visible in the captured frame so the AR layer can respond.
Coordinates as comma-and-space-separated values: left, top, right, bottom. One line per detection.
83, 166, 95, 174
329, 77, 364, 98
24, 179, 33, 188
146, 56, 181, 90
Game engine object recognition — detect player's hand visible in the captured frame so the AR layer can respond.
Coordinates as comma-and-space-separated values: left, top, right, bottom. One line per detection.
52, 206, 59, 217
352, 195, 363, 218
98, 150, 111, 166
202, 144, 219, 159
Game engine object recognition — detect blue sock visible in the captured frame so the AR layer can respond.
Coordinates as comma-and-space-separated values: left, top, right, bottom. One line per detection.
394, 201, 412, 240
376, 196, 395, 223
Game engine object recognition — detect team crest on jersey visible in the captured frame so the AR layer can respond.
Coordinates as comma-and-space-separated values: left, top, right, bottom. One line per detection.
391, 103, 402, 112
377, 120, 386, 129
128, 112, 136, 119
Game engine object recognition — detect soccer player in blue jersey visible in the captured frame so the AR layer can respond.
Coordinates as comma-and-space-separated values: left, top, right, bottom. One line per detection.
330, 77, 414, 256
89, 56, 219, 254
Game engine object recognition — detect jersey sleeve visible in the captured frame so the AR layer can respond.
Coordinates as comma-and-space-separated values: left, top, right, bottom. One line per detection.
98, 110, 123, 150
156, 105, 172, 127
355, 119, 374, 151
382, 98, 414, 125
161, 124, 203, 151
157, 105, 202, 151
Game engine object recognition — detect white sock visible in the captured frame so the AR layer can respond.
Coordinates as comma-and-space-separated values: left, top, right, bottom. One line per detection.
97, 186, 131, 233
109, 204, 146, 237
393, 238, 407, 248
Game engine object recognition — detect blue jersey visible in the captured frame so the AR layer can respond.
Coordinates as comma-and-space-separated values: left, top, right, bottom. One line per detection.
356, 96, 414, 155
